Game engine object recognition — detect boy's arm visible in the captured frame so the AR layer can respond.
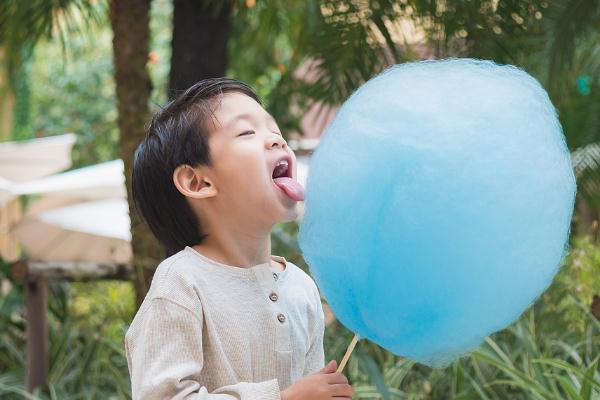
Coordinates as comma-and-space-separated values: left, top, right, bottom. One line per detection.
126, 297, 280, 400
302, 290, 326, 376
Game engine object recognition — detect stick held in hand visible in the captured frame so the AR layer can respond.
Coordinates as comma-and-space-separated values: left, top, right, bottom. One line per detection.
337, 334, 360, 373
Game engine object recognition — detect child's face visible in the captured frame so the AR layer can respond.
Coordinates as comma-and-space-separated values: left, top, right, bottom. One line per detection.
205, 92, 302, 225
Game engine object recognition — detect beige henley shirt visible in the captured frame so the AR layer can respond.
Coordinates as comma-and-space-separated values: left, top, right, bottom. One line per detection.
125, 246, 325, 399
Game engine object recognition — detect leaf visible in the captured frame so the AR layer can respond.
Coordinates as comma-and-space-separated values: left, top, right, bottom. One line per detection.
356, 350, 392, 400
534, 358, 600, 392
579, 355, 600, 399
384, 358, 414, 388
554, 374, 584, 400
453, 360, 464, 396
472, 350, 554, 399
0, 0, 105, 80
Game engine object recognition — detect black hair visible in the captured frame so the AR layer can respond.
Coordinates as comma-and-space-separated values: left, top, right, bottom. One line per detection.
131, 77, 261, 257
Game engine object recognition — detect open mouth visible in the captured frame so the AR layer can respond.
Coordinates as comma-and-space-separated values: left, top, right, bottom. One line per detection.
272, 157, 292, 180
271, 155, 305, 201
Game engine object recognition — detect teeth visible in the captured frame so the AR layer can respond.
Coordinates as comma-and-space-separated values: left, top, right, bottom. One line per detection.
277, 159, 289, 167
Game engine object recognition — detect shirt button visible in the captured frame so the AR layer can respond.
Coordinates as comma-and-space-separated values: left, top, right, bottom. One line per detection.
277, 313, 286, 323
273, 272, 279, 281
269, 292, 279, 302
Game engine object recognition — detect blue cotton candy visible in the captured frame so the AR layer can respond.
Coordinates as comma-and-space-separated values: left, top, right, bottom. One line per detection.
298, 58, 576, 368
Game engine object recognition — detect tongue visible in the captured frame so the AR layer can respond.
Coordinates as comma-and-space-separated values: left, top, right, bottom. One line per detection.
273, 177, 305, 201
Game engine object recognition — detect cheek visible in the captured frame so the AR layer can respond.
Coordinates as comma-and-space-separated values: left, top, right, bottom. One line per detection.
216, 150, 270, 194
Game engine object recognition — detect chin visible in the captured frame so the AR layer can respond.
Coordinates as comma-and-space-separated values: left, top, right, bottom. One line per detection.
276, 203, 300, 223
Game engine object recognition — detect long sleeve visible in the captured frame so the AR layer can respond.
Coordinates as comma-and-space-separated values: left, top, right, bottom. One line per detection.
125, 298, 281, 400
302, 293, 326, 376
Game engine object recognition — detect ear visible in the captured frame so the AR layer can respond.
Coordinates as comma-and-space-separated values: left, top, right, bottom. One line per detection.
173, 165, 218, 199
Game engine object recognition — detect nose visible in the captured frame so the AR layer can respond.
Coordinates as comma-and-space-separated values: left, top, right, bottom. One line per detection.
266, 133, 287, 149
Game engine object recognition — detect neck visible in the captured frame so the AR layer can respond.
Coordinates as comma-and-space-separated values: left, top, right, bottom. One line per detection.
193, 221, 272, 269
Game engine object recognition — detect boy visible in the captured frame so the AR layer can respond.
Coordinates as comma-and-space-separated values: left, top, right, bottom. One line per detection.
126, 78, 354, 399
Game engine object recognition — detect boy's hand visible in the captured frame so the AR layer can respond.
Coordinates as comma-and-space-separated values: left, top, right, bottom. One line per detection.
280, 360, 354, 400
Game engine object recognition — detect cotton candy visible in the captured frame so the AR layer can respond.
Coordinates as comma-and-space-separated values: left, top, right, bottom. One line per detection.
298, 58, 576, 368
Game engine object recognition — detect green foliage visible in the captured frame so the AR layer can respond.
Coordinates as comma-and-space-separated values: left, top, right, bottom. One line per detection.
26, 28, 118, 167
10, 58, 32, 141
536, 236, 600, 336
0, 256, 134, 399
228, 1, 311, 134
10, 0, 172, 168
148, 0, 173, 108
0, 260, 27, 374
228, 0, 418, 134
229, 0, 600, 153
0, 0, 105, 80
572, 143, 600, 209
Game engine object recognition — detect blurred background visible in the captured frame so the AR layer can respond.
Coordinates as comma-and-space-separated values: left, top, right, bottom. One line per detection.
0, 0, 598, 399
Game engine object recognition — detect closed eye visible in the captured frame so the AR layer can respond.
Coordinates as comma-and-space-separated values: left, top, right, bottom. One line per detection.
238, 130, 255, 137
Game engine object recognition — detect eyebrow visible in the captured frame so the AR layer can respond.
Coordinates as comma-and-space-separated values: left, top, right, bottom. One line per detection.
225, 113, 277, 129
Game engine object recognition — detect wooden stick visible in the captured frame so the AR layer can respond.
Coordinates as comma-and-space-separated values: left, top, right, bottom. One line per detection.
337, 334, 360, 373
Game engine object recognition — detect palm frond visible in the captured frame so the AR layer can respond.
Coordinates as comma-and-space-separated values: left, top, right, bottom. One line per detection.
0, 0, 105, 81
571, 143, 600, 207
543, 0, 600, 90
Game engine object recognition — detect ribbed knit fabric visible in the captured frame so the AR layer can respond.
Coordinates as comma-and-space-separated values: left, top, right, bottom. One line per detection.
125, 246, 325, 399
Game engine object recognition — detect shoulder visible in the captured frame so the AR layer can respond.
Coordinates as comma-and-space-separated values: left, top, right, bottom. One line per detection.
125, 251, 205, 344
282, 261, 326, 333
284, 260, 322, 305
151, 250, 197, 289
142, 249, 205, 316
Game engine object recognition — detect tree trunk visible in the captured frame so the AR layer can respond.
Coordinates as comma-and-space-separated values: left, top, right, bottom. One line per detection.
110, 0, 163, 308
576, 196, 599, 237
168, 0, 231, 97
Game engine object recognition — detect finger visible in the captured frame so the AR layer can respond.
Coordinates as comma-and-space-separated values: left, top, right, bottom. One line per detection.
318, 360, 337, 374
326, 372, 349, 384
330, 383, 354, 397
